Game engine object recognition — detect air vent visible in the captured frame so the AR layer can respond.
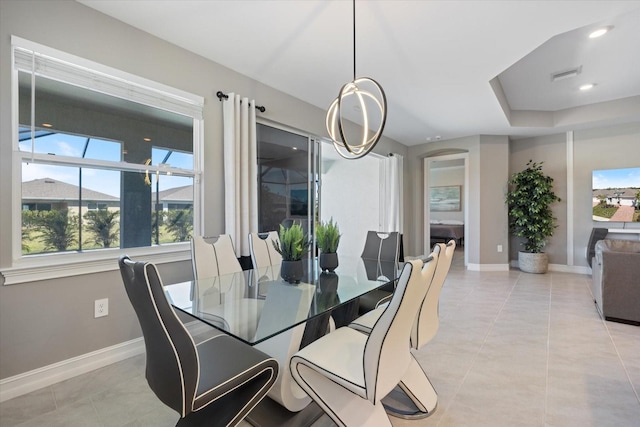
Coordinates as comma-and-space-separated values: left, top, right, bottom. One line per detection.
551, 66, 582, 82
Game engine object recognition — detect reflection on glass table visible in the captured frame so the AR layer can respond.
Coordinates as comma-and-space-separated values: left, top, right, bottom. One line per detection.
164, 256, 399, 346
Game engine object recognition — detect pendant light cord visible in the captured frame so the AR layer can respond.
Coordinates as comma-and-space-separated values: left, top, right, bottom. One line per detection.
353, 0, 356, 80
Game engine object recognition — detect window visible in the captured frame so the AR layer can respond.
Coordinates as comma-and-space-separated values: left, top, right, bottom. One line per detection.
5, 37, 204, 284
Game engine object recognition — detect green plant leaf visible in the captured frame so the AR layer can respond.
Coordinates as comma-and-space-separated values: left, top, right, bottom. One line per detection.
271, 223, 310, 261
315, 217, 341, 253
506, 160, 561, 253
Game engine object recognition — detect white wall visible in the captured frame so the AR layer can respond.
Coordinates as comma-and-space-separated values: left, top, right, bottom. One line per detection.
320, 144, 381, 258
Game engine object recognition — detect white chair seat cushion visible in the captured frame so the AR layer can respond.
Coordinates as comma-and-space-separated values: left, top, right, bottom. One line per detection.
349, 305, 386, 334
291, 327, 369, 399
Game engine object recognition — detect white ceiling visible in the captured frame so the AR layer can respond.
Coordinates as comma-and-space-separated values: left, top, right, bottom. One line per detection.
77, 0, 640, 146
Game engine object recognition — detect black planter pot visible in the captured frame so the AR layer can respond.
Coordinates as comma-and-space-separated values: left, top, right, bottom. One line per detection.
280, 260, 304, 284
319, 252, 339, 272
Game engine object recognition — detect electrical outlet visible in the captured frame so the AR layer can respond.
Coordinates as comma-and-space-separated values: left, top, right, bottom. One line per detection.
497, 245, 503, 253
95, 298, 109, 318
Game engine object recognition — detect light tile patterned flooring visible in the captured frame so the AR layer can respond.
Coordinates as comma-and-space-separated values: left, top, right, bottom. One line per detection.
2, 251, 639, 426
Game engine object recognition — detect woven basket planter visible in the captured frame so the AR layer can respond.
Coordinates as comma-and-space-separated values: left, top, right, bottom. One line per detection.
518, 251, 549, 274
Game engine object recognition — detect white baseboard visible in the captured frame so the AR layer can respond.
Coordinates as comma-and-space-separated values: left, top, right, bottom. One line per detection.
0, 337, 144, 403
467, 263, 510, 271
509, 260, 591, 275
548, 264, 591, 275
0, 320, 211, 403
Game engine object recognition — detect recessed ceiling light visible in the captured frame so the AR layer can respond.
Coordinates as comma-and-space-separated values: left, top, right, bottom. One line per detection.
143, 137, 151, 142
589, 26, 613, 39
579, 83, 595, 91
42, 123, 53, 128
292, 147, 298, 150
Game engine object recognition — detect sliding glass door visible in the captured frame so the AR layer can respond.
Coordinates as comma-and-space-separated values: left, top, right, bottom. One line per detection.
256, 123, 320, 250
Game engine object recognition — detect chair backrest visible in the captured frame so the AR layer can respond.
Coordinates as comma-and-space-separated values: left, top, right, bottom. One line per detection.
361, 231, 400, 263
363, 254, 438, 404
118, 255, 198, 418
191, 236, 219, 279
412, 240, 456, 350
249, 231, 282, 269
586, 227, 608, 267
213, 234, 243, 276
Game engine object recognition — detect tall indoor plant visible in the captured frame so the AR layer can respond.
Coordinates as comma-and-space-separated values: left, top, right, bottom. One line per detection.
316, 218, 341, 272
506, 160, 561, 273
272, 223, 310, 283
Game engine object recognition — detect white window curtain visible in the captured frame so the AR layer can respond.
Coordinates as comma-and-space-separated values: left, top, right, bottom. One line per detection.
380, 153, 404, 233
223, 93, 258, 257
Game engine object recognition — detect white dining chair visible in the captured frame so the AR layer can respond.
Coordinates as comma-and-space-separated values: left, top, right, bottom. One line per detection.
190, 235, 219, 280
248, 231, 282, 269
349, 240, 457, 418
289, 257, 438, 426
212, 234, 243, 276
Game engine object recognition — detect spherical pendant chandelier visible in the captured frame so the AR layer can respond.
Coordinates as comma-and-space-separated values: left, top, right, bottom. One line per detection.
326, 0, 387, 159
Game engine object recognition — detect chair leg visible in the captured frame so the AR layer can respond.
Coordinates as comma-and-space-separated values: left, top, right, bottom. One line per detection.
292, 363, 392, 427
386, 356, 438, 419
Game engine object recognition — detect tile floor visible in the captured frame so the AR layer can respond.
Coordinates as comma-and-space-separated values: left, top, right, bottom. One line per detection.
2, 251, 639, 426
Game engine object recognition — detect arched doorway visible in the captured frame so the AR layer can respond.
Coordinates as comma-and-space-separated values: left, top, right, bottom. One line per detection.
424, 152, 469, 267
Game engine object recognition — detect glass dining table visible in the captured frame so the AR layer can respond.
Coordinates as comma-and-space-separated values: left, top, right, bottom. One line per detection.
163, 255, 400, 425
164, 256, 399, 346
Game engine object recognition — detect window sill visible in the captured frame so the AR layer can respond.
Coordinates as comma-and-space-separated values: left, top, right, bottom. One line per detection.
1, 244, 191, 285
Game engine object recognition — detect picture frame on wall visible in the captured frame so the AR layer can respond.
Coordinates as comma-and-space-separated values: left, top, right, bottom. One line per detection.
430, 185, 462, 212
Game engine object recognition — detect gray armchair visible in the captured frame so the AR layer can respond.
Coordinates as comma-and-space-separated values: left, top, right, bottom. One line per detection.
590, 240, 640, 325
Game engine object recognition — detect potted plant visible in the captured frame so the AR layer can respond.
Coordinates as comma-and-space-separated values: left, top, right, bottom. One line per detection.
272, 223, 310, 284
506, 160, 561, 273
316, 218, 341, 272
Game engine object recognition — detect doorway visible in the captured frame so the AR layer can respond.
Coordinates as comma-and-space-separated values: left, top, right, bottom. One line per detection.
424, 153, 469, 266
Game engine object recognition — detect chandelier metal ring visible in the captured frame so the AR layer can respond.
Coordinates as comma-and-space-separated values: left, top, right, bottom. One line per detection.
326, 76, 387, 159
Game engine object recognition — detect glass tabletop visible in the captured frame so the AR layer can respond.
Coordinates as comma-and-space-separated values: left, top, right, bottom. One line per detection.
164, 256, 399, 345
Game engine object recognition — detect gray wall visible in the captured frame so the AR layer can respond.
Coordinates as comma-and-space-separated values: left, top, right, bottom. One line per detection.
478, 135, 510, 265
509, 133, 568, 264
509, 123, 640, 266
406, 135, 510, 266
0, 0, 407, 379
573, 123, 640, 266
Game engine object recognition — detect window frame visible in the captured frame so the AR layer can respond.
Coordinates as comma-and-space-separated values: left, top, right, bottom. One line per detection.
3, 36, 204, 285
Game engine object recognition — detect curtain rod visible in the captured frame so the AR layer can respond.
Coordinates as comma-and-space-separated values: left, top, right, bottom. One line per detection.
216, 91, 266, 113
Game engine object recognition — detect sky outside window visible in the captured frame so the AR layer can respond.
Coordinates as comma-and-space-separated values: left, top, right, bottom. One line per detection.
21, 129, 193, 197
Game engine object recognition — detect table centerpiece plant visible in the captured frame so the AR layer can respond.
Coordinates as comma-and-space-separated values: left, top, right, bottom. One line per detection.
506, 160, 561, 273
316, 218, 341, 272
272, 223, 310, 284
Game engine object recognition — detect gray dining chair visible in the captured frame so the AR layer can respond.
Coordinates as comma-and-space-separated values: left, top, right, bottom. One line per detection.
358, 231, 400, 314
289, 256, 438, 427
119, 255, 278, 427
